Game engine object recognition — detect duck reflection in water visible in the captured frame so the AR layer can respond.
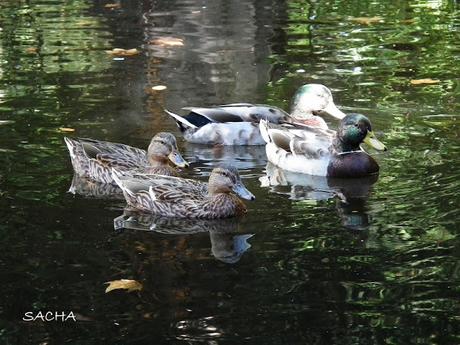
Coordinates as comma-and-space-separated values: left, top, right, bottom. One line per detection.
260, 163, 379, 230
68, 173, 124, 199
185, 144, 267, 171
114, 209, 253, 264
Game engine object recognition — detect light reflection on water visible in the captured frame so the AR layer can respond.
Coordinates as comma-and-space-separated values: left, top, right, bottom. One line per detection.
0, 0, 459, 343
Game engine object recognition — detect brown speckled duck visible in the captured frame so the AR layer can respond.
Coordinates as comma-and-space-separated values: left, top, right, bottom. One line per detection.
64, 132, 188, 185
112, 165, 255, 219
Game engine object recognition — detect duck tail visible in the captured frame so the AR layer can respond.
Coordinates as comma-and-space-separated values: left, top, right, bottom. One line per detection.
259, 119, 271, 144
164, 109, 197, 132
64, 137, 79, 159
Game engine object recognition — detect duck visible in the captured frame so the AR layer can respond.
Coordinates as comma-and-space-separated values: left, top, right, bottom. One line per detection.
111, 165, 255, 219
165, 84, 346, 146
259, 113, 387, 178
64, 132, 188, 185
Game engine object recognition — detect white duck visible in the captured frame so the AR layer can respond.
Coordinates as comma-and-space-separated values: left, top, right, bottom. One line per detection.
165, 84, 346, 146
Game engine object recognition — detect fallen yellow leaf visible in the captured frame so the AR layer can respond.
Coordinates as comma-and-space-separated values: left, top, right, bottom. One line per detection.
151, 85, 167, 91
150, 37, 184, 47
59, 127, 75, 132
105, 48, 140, 57
25, 47, 38, 54
105, 279, 143, 293
104, 3, 121, 9
410, 78, 440, 85
350, 16, 384, 25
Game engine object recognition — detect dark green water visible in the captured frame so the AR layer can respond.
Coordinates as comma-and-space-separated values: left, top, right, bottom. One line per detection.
1, 0, 459, 344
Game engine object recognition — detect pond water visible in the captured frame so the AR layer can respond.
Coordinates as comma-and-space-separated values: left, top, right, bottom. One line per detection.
0, 0, 459, 343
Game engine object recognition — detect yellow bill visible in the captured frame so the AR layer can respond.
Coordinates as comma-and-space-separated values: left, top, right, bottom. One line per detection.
363, 131, 387, 151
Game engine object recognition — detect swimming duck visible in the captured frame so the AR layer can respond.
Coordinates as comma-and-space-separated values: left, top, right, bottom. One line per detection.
166, 84, 346, 146
112, 165, 255, 219
64, 132, 188, 185
259, 114, 387, 177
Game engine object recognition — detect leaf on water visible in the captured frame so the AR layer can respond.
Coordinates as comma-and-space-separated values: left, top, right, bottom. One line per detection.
25, 47, 38, 54
59, 127, 75, 132
105, 279, 143, 293
350, 16, 384, 25
151, 85, 167, 91
104, 3, 121, 9
410, 78, 440, 85
105, 48, 140, 57
0, 120, 14, 125
149, 37, 184, 47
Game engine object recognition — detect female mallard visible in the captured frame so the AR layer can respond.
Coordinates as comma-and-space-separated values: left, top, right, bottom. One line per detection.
259, 114, 387, 178
112, 165, 255, 219
64, 132, 188, 185
166, 84, 346, 145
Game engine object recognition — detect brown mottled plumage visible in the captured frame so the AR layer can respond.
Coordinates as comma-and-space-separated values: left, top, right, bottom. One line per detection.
64, 132, 188, 185
112, 165, 255, 219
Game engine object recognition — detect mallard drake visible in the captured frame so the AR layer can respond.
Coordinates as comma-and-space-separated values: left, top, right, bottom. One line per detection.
112, 165, 255, 219
259, 114, 387, 178
165, 84, 346, 145
64, 132, 188, 185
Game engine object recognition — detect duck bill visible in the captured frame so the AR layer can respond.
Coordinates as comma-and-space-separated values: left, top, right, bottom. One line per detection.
323, 102, 346, 120
363, 131, 387, 151
232, 182, 255, 201
168, 151, 189, 168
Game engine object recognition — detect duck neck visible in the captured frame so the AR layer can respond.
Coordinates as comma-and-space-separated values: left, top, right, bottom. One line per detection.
331, 137, 360, 154
207, 185, 230, 197
290, 108, 314, 120
148, 155, 168, 167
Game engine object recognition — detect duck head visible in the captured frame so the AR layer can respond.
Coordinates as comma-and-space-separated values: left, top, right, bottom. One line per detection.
335, 114, 387, 153
147, 132, 189, 168
290, 84, 346, 121
208, 165, 255, 200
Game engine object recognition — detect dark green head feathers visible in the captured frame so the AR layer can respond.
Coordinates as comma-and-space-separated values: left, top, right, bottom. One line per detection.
334, 114, 387, 153
328, 114, 387, 178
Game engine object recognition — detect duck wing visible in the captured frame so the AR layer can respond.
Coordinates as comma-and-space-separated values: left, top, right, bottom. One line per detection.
260, 120, 332, 158
167, 104, 289, 128
115, 173, 208, 201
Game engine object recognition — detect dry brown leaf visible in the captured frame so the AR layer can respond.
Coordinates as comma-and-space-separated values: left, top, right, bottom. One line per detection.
104, 3, 121, 9
105, 279, 143, 293
150, 37, 184, 47
410, 78, 440, 85
350, 16, 384, 25
76, 20, 94, 27
25, 47, 38, 54
58, 127, 75, 132
135, 242, 147, 252
105, 48, 140, 57
151, 85, 167, 91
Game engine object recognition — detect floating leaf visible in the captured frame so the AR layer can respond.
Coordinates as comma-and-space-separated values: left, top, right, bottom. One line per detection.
105, 279, 143, 293
350, 16, 384, 25
58, 127, 75, 132
150, 37, 184, 47
105, 48, 140, 57
104, 3, 121, 9
0, 120, 14, 125
25, 47, 38, 54
151, 85, 167, 91
410, 78, 440, 85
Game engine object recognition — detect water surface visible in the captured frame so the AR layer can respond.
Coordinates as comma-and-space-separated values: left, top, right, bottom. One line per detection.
0, 0, 459, 344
